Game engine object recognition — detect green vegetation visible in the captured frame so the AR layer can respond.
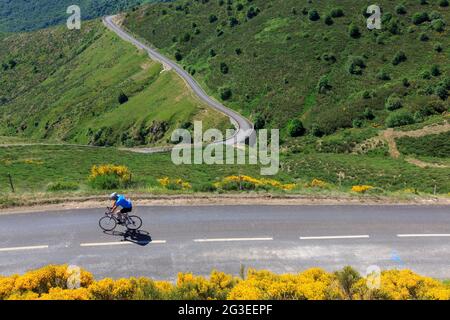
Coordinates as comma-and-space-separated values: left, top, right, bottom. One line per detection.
0, 21, 229, 147
397, 131, 450, 158
124, 0, 449, 136
0, 0, 160, 32
0, 143, 448, 198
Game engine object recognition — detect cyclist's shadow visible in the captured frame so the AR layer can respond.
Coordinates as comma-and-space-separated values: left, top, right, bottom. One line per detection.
104, 229, 152, 246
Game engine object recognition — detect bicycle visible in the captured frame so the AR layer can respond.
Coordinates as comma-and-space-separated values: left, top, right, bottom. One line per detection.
99, 207, 143, 232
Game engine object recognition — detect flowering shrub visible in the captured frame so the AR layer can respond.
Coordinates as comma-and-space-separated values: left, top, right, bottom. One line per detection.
1, 265, 449, 300
214, 175, 295, 191
157, 177, 192, 190
351, 185, 374, 193
304, 179, 328, 189
88, 164, 132, 190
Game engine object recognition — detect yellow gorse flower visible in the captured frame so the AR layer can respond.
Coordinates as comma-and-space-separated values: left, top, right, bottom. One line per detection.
216, 175, 295, 191
351, 185, 374, 193
89, 164, 131, 181
157, 177, 192, 190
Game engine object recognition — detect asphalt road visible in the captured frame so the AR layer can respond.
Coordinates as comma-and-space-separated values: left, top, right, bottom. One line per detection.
0, 205, 449, 280
103, 15, 254, 146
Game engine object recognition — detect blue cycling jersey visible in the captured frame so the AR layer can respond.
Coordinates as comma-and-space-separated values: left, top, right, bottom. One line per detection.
116, 195, 132, 209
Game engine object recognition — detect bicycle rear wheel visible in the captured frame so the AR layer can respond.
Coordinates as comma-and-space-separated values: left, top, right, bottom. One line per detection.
126, 215, 142, 230
99, 216, 117, 231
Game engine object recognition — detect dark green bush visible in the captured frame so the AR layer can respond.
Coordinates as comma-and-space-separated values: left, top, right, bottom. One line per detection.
47, 182, 79, 192
395, 5, 407, 15
348, 24, 361, 38
392, 51, 407, 65
330, 8, 344, 18
219, 87, 232, 100
308, 9, 320, 21
412, 12, 429, 25
118, 93, 128, 104
287, 119, 305, 137
347, 56, 366, 75
385, 94, 403, 111
385, 110, 415, 128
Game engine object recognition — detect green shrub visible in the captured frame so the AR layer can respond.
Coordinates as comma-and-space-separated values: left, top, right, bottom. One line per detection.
419, 32, 429, 41
434, 43, 443, 52
392, 51, 407, 65
324, 15, 333, 25
377, 70, 391, 81
395, 5, 407, 15
330, 8, 344, 18
193, 183, 217, 192
89, 174, 129, 190
385, 94, 403, 111
348, 24, 361, 38
46, 182, 79, 192
431, 65, 441, 77
287, 119, 305, 137
316, 75, 331, 93
118, 93, 128, 104
347, 56, 365, 75
412, 12, 429, 25
363, 108, 375, 120
219, 87, 232, 100
432, 19, 445, 32
439, 0, 449, 7
308, 9, 320, 21
435, 85, 448, 100
385, 110, 415, 128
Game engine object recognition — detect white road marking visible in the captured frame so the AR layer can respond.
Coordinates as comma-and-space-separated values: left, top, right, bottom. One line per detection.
300, 235, 370, 240
194, 237, 273, 243
397, 234, 450, 238
80, 240, 166, 247
0, 245, 49, 252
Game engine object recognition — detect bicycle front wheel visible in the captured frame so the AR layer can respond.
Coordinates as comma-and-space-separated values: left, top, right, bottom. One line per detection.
126, 215, 142, 230
99, 216, 117, 231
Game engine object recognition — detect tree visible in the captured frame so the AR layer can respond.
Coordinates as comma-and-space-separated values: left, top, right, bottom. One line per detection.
439, 0, 449, 7
330, 8, 344, 18
287, 119, 305, 137
347, 56, 366, 75
324, 15, 333, 26
395, 5, 407, 15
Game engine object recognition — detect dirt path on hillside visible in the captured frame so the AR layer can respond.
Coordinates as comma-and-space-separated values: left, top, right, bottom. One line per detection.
379, 121, 450, 168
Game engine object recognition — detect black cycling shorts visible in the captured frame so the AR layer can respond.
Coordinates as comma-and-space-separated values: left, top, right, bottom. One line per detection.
120, 207, 132, 214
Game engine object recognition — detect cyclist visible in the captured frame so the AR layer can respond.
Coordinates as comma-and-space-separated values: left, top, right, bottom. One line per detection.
109, 192, 133, 224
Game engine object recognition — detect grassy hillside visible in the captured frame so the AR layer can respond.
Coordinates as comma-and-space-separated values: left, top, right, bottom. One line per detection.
0, 144, 448, 196
124, 0, 449, 137
0, 0, 164, 32
0, 20, 229, 147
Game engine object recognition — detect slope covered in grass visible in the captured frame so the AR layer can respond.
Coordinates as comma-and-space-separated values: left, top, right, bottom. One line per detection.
124, 0, 449, 136
0, 20, 229, 146
0, 0, 163, 32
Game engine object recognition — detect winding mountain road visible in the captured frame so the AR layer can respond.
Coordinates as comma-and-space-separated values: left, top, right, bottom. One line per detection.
103, 15, 254, 146
0, 205, 449, 280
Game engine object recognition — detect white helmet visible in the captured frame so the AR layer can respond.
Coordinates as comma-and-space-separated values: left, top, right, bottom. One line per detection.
109, 192, 118, 200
